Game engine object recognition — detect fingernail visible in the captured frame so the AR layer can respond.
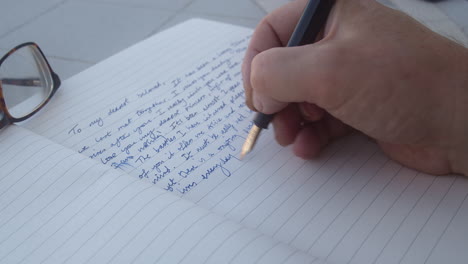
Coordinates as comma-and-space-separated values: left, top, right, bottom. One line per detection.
253, 93, 263, 112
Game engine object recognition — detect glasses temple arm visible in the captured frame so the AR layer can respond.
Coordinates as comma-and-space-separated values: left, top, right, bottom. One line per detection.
0, 78, 42, 87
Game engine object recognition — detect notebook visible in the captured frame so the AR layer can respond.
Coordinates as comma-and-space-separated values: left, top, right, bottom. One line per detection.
1, 19, 467, 264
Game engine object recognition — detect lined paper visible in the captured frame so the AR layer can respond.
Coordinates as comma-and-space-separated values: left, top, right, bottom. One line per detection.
0, 125, 323, 264
19, 19, 468, 263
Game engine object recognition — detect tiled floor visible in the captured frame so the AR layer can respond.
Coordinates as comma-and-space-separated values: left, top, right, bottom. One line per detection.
1, 0, 467, 80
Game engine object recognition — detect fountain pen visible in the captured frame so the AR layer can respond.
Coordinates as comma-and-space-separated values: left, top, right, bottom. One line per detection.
240, 0, 334, 159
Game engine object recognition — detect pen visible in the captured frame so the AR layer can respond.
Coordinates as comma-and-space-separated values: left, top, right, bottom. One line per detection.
240, 0, 335, 159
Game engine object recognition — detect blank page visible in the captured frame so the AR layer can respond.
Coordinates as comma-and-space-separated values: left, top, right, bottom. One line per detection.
20, 19, 468, 263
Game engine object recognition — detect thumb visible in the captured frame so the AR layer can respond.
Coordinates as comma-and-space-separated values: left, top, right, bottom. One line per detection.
250, 44, 337, 114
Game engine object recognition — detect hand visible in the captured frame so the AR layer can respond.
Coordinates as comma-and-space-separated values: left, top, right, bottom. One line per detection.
242, 0, 468, 175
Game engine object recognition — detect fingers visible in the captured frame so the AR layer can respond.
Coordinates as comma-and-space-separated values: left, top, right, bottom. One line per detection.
250, 43, 339, 114
273, 108, 351, 159
242, 0, 309, 111
299, 102, 325, 121
293, 123, 327, 159
244, 0, 375, 115
273, 103, 326, 146
273, 105, 302, 146
293, 117, 350, 159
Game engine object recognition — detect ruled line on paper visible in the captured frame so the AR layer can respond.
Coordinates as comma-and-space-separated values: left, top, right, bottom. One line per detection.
225, 153, 299, 219
269, 139, 372, 240
237, 157, 308, 222
249, 137, 359, 237
8, 168, 119, 264
0, 133, 38, 169
347, 172, 421, 263
203, 225, 244, 263
282, 249, 301, 264
81, 191, 171, 263
253, 241, 282, 264
369, 175, 458, 263
289, 147, 382, 248
367, 175, 438, 264
1, 152, 88, 215
233, 236, 283, 264
103, 198, 185, 264
128, 204, 199, 264
323, 164, 403, 260
227, 233, 264, 263
0, 160, 102, 258
0, 140, 55, 196
0, 150, 81, 225
239, 139, 347, 227
395, 175, 468, 264
423, 189, 468, 263
38, 179, 142, 263
0, 137, 53, 185
61, 185, 157, 263
306, 158, 394, 253
323, 166, 420, 264
175, 219, 229, 264
251, 158, 326, 227
397, 176, 458, 263
152, 212, 212, 264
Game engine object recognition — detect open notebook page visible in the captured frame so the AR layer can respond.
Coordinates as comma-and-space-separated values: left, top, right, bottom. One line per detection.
21, 19, 468, 264
0, 125, 325, 264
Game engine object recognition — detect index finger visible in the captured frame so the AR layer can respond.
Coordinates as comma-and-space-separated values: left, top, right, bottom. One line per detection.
242, 0, 309, 111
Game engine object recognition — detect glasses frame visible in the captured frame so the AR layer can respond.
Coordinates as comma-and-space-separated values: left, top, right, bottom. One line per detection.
0, 42, 61, 129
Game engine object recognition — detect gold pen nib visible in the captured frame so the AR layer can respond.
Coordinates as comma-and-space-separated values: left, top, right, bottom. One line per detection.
240, 125, 261, 159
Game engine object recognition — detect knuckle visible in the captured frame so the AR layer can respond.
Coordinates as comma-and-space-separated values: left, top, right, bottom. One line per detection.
257, 15, 275, 34
257, 16, 270, 31
250, 52, 270, 93
309, 45, 344, 107
250, 48, 282, 93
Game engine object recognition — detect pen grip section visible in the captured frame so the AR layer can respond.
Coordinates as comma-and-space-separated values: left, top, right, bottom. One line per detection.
254, 113, 274, 129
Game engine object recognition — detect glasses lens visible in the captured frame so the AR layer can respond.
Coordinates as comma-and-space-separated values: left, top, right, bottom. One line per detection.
0, 44, 53, 119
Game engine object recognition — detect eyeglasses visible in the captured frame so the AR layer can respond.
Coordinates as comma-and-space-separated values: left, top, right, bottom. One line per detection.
0, 42, 61, 129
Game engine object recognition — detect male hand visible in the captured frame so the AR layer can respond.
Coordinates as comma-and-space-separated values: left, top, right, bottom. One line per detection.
242, 0, 468, 175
